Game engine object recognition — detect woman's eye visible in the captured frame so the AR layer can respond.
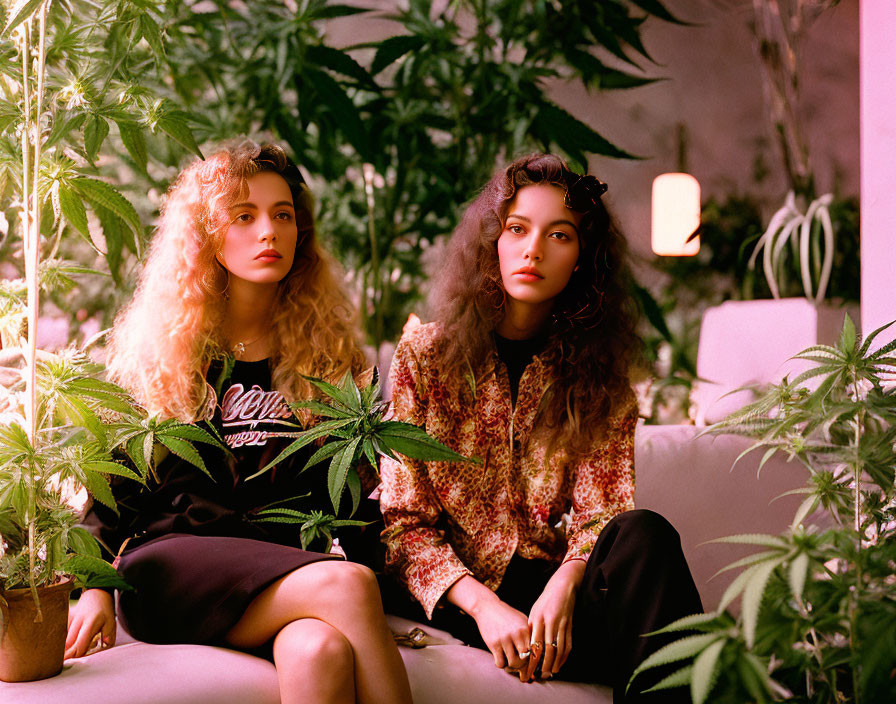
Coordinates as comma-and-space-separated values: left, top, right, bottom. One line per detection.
234, 213, 252, 223
508, 224, 524, 235
550, 231, 571, 240
275, 211, 293, 221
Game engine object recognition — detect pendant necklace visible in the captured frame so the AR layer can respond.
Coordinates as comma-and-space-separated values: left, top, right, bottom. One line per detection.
232, 329, 269, 359
229, 306, 273, 360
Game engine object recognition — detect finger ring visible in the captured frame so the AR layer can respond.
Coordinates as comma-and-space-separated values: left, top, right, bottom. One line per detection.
518, 650, 531, 659
531, 640, 544, 651
551, 640, 558, 647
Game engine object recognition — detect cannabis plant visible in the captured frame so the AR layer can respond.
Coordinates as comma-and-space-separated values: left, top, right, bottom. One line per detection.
249, 370, 474, 550
0, 0, 202, 617
631, 316, 896, 703
0, 347, 220, 620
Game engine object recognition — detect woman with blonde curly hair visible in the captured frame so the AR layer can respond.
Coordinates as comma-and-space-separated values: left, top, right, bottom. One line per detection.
380, 153, 701, 702
66, 142, 412, 704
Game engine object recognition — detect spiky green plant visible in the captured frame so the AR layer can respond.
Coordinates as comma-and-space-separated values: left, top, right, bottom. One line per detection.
631, 315, 896, 704
0, 0, 203, 625
254, 507, 368, 554
247, 369, 475, 548
0, 349, 221, 627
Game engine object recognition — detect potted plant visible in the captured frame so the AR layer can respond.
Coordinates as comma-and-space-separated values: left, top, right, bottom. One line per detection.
0, 344, 222, 681
630, 316, 896, 703
673, 0, 860, 425
0, 0, 203, 681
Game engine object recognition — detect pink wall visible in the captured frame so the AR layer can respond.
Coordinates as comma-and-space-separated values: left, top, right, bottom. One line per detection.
860, 0, 896, 344
555, 0, 860, 261
330, 2, 862, 286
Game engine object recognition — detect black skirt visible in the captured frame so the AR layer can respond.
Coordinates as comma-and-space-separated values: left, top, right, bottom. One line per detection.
116, 533, 337, 645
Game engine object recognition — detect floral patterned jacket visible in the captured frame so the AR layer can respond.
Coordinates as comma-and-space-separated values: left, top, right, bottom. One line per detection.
379, 322, 637, 619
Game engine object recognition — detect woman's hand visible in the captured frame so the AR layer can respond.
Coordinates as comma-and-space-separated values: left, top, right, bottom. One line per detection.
471, 595, 533, 677
65, 589, 116, 659
446, 575, 533, 680
524, 559, 586, 680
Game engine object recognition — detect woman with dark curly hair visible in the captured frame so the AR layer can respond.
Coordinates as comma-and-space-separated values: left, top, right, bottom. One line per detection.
380, 154, 701, 702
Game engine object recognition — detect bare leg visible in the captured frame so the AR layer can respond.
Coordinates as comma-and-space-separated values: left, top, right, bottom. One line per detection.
273, 619, 355, 704
226, 561, 412, 704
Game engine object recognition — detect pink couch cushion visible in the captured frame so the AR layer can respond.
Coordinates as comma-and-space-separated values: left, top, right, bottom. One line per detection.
389, 616, 611, 704
0, 616, 610, 704
634, 424, 809, 610
0, 641, 281, 704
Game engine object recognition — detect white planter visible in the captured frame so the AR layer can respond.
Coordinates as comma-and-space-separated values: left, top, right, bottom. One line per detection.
691, 298, 860, 425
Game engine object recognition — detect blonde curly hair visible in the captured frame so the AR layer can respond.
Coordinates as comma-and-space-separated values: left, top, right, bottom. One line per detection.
107, 141, 365, 421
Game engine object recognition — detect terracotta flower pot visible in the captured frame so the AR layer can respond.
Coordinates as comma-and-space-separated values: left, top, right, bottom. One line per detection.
0, 577, 76, 682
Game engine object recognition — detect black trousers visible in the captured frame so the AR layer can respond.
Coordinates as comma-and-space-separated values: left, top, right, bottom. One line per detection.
383, 509, 703, 703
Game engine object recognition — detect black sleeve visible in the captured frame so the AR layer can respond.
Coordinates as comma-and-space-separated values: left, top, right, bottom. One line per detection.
79, 471, 148, 560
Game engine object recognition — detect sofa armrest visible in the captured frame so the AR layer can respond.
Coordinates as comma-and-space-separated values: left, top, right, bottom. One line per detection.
634, 424, 809, 611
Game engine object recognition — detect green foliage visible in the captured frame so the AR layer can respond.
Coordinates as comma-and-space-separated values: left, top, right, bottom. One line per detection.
642, 193, 860, 424
0, 0, 203, 606
0, 348, 222, 593
632, 316, 896, 703
112, 412, 225, 484
162, 0, 679, 346
0, 0, 203, 283
254, 507, 368, 553
248, 368, 476, 549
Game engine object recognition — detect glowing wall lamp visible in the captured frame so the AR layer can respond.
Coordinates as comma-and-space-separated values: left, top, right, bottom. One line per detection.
651, 173, 701, 256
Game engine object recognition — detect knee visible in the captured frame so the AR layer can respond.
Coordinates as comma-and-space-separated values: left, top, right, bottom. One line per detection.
613, 509, 681, 547
303, 561, 381, 607
274, 620, 353, 673
329, 561, 380, 599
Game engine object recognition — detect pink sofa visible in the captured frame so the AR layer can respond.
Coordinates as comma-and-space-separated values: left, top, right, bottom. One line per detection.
1, 423, 809, 704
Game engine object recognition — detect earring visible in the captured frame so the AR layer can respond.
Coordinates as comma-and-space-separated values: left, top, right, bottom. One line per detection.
201, 268, 230, 297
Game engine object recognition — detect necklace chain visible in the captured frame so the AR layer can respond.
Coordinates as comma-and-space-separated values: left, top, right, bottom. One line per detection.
232, 330, 267, 359
228, 307, 273, 359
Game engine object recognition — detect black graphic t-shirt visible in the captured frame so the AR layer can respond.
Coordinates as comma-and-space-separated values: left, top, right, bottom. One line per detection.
83, 359, 375, 556
216, 360, 294, 451
212, 358, 304, 481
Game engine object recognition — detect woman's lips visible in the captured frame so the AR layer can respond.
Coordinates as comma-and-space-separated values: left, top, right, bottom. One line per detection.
255, 249, 282, 262
512, 267, 544, 281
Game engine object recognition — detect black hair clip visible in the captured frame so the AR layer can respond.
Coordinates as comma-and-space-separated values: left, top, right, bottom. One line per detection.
282, 161, 307, 186
565, 174, 608, 213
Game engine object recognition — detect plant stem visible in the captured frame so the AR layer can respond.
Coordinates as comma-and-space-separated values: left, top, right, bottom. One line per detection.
20, 17, 41, 614
33, 5, 47, 266
362, 163, 382, 348
27, 521, 42, 621
20, 1, 49, 610
21, 19, 34, 443
850, 366, 864, 703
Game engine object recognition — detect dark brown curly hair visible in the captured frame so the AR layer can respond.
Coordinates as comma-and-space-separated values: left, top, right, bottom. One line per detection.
428, 153, 640, 455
